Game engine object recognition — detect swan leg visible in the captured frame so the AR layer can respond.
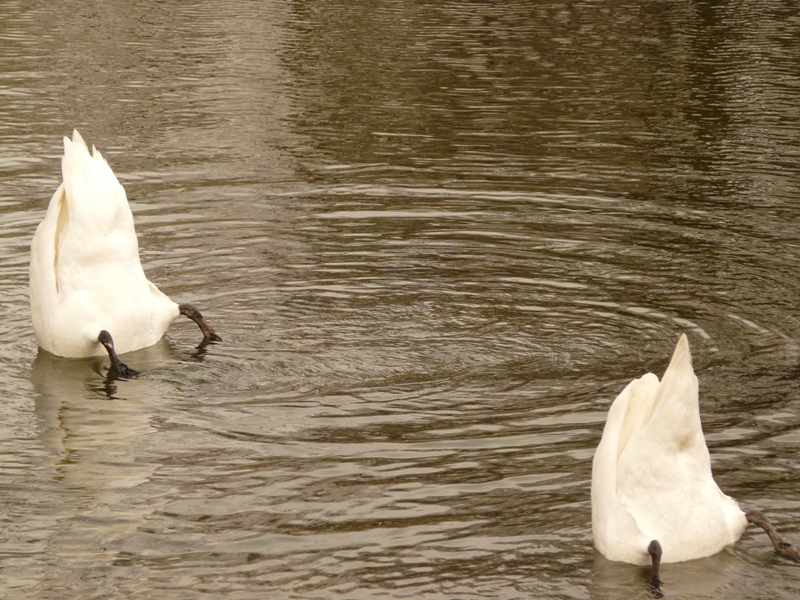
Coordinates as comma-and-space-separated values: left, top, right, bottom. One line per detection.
98, 330, 139, 379
179, 304, 222, 342
647, 540, 662, 588
746, 510, 800, 561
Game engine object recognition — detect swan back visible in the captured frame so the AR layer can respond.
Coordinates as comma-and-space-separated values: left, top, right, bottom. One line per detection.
30, 131, 178, 357
591, 335, 747, 565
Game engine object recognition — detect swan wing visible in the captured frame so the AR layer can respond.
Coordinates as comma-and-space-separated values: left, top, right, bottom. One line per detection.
30, 182, 66, 348
592, 371, 660, 564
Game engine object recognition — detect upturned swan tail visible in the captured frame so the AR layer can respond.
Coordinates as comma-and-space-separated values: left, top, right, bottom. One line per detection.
61, 130, 132, 236
645, 333, 702, 451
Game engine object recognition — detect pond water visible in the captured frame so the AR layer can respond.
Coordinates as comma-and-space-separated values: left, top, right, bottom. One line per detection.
1, 1, 800, 598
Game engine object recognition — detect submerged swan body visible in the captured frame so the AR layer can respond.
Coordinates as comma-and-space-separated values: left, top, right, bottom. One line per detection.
30, 130, 219, 374
591, 334, 747, 566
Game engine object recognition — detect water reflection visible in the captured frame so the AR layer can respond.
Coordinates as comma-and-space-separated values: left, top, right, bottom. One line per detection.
22, 345, 186, 592
30, 343, 182, 486
589, 548, 748, 599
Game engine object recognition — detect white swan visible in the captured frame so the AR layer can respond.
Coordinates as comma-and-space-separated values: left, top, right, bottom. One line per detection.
30, 130, 220, 376
592, 334, 747, 567
592, 334, 799, 585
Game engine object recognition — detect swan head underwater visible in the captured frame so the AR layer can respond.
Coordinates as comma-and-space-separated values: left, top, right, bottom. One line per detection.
29, 130, 221, 377
591, 334, 799, 586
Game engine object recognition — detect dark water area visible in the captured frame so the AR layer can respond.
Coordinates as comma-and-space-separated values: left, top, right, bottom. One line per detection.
1, 1, 800, 598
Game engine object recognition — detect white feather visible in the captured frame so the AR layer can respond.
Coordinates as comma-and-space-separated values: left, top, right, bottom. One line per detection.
30, 130, 179, 358
591, 334, 748, 565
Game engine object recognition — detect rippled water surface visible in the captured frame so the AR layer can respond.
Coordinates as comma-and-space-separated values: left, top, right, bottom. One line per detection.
2, 1, 800, 598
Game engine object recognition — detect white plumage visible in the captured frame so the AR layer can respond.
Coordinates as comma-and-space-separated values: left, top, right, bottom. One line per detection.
592, 334, 747, 566
30, 130, 219, 373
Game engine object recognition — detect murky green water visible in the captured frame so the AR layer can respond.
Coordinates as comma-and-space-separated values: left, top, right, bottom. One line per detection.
1, 1, 800, 598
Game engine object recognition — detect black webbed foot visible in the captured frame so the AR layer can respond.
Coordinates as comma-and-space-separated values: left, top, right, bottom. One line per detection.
179, 304, 222, 343
647, 540, 662, 590
746, 510, 800, 562
98, 330, 139, 379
